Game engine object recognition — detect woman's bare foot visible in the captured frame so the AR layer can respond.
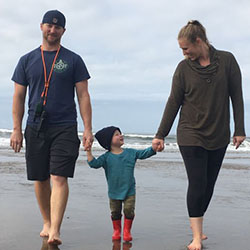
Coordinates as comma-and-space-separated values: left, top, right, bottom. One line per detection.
187, 238, 202, 250
201, 234, 207, 240
190, 225, 207, 240
40, 222, 51, 237
48, 232, 62, 245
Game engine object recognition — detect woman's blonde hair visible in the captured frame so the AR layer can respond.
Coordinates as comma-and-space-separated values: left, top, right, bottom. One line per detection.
178, 20, 210, 46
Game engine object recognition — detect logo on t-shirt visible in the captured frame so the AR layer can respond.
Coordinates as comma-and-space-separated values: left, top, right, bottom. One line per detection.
54, 59, 68, 73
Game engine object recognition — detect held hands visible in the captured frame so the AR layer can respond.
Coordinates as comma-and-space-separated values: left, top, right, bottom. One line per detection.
83, 130, 94, 151
152, 138, 165, 152
10, 130, 23, 153
233, 136, 246, 149
83, 130, 94, 162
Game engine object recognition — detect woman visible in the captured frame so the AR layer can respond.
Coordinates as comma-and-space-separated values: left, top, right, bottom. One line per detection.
152, 20, 246, 250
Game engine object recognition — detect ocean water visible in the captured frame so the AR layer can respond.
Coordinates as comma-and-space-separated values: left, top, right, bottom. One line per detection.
1, 128, 250, 152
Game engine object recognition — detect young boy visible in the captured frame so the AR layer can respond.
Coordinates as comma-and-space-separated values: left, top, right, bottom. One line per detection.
86, 126, 157, 241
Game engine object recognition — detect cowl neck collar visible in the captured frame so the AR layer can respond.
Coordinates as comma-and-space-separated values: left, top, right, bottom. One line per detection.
186, 45, 219, 79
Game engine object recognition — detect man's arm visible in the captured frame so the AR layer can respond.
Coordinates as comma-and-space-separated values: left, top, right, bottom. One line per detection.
76, 80, 93, 151
10, 83, 27, 152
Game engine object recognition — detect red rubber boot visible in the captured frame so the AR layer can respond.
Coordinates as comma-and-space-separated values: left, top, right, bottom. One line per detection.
112, 219, 121, 240
123, 218, 133, 242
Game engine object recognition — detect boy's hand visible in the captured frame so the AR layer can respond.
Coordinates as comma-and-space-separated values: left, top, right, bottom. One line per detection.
86, 149, 94, 162
152, 138, 164, 152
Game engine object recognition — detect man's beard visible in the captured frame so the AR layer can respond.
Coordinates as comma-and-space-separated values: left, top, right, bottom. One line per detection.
44, 34, 61, 46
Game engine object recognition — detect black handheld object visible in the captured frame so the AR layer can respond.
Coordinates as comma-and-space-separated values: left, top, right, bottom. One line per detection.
34, 102, 44, 120
37, 110, 47, 132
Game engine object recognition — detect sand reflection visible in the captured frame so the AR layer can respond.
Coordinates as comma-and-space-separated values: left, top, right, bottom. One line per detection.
41, 237, 60, 250
112, 240, 132, 250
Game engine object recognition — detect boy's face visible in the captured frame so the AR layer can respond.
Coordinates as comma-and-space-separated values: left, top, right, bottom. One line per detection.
111, 130, 124, 148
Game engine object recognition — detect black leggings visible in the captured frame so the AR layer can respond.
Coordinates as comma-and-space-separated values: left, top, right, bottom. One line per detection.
179, 146, 227, 217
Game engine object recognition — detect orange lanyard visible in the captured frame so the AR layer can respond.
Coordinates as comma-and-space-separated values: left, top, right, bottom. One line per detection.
40, 45, 61, 105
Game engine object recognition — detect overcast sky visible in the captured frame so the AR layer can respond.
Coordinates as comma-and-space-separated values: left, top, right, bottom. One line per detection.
1, 0, 249, 133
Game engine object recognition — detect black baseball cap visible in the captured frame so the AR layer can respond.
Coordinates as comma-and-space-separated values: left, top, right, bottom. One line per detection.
42, 10, 66, 28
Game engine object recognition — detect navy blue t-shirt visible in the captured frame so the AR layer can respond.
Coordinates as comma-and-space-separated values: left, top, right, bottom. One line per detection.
12, 46, 90, 126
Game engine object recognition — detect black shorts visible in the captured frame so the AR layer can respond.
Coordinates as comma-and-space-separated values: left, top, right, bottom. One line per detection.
24, 124, 80, 181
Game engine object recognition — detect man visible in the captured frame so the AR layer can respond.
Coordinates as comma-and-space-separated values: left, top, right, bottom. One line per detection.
10, 10, 93, 245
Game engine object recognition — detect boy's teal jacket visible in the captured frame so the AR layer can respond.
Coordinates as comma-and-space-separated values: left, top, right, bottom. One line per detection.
87, 147, 156, 200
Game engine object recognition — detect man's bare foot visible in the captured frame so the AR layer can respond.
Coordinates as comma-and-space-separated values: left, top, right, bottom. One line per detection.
187, 238, 202, 250
40, 222, 51, 237
48, 232, 62, 245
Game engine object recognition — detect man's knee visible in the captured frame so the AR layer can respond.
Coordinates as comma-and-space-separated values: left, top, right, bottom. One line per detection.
51, 175, 68, 186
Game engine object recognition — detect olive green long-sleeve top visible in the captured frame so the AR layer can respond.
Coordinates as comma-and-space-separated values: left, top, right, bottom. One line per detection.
156, 46, 245, 150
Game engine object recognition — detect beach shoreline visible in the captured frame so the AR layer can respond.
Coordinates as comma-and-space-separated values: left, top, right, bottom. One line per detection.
1, 147, 250, 250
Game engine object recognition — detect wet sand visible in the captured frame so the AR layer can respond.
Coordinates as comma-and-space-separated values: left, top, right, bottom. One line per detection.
1, 148, 250, 250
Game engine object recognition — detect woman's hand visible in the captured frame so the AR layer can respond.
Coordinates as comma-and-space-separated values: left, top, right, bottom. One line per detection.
152, 138, 165, 152
233, 136, 246, 149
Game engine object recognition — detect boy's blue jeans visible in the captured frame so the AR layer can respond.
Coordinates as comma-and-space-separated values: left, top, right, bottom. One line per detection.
109, 195, 135, 220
